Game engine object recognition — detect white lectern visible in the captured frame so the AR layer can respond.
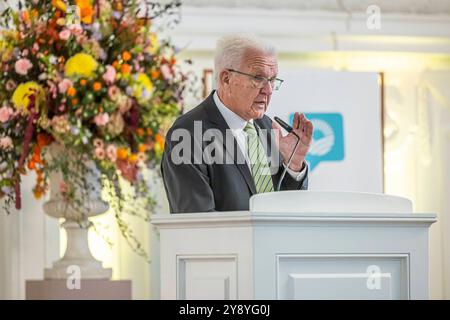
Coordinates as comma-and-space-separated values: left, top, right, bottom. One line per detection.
151, 191, 436, 300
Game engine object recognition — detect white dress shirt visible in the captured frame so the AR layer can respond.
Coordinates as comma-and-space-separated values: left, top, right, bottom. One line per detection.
213, 91, 306, 181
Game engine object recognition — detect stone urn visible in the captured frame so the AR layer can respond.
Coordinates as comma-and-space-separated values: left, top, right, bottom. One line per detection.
43, 143, 112, 279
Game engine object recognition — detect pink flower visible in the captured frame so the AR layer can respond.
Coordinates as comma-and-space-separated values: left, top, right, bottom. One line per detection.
102, 65, 116, 84
108, 85, 120, 101
32, 43, 39, 54
93, 138, 104, 149
161, 64, 173, 80
22, 49, 29, 57
94, 113, 109, 126
68, 24, 83, 35
0, 106, 14, 123
0, 136, 13, 150
106, 144, 117, 162
58, 79, 73, 94
94, 147, 105, 160
59, 181, 68, 194
51, 115, 70, 133
15, 58, 33, 75
59, 29, 71, 41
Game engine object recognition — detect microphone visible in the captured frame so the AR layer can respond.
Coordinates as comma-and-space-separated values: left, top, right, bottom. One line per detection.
274, 116, 299, 138
273, 116, 301, 192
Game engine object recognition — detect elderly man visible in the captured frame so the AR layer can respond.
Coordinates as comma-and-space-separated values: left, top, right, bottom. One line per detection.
161, 34, 313, 213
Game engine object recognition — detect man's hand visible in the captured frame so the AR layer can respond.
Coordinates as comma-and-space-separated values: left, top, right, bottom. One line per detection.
272, 112, 313, 171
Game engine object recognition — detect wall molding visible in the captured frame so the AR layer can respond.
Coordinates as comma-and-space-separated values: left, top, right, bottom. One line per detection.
169, 7, 450, 54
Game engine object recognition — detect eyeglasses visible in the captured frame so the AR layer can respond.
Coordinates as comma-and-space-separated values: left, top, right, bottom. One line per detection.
227, 69, 284, 91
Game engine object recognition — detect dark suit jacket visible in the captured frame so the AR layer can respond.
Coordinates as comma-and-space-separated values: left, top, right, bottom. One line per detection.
161, 91, 308, 213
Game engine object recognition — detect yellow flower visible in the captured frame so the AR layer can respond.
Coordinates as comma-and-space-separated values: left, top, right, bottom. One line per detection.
0, 35, 14, 62
52, 0, 67, 12
11, 82, 44, 114
65, 53, 98, 78
133, 73, 154, 102
146, 33, 159, 54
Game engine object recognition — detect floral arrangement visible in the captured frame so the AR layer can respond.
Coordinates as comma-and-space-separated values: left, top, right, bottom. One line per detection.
0, 0, 192, 257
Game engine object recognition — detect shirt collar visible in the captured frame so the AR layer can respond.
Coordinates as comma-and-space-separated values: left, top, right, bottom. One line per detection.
213, 91, 253, 132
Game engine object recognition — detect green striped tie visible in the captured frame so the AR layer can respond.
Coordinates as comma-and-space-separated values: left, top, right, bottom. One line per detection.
244, 122, 274, 193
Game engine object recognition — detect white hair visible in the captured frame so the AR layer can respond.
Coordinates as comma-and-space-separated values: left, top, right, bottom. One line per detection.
214, 33, 277, 86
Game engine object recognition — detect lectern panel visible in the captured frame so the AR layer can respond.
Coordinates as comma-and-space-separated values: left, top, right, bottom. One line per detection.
177, 255, 237, 300
277, 254, 409, 300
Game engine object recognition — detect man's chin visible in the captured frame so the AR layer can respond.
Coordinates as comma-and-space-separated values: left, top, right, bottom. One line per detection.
251, 106, 266, 119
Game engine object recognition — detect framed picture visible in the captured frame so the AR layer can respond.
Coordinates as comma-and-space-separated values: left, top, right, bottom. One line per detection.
202, 68, 214, 98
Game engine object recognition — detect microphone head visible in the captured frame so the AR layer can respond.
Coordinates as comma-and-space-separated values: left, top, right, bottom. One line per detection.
274, 116, 293, 133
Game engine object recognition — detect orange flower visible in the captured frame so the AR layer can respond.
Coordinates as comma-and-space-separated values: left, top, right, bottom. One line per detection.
155, 133, 165, 151
128, 154, 138, 164
121, 64, 131, 75
21, 10, 30, 24
33, 145, 41, 155
93, 82, 102, 91
80, 79, 87, 86
122, 51, 131, 61
117, 147, 128, 160
37, 133, 53, 148
136, 128, 145, 137
138, 144, 147, 153
32, 151, 42, 164
33, 189, 43, 199
151, 70, 160, 79
155, 133, 164, 145
112, 60, 119, 69
67, 87, 76, 96
71, 98, 78, 105
113, 1, 123, 11
146, 128, 153, 136
27, 161, 36, 170
76, 0, 93, 24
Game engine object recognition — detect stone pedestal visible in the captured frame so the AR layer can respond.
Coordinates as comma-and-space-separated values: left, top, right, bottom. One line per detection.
25, 280, 132, 300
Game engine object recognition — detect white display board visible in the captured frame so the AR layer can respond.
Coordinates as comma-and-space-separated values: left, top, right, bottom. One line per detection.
267, 70, 383, 192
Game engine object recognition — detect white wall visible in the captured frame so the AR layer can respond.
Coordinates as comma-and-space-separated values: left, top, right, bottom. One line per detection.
0, 174, 59, 300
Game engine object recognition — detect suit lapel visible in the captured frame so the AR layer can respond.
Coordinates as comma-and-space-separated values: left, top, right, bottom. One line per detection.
204, 92, 257, 195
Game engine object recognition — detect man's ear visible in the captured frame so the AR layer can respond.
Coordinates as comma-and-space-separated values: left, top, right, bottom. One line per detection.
219, 70, 230, 86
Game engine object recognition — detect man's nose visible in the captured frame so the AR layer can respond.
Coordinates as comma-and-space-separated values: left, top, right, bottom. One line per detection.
260, 80, 273, 95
